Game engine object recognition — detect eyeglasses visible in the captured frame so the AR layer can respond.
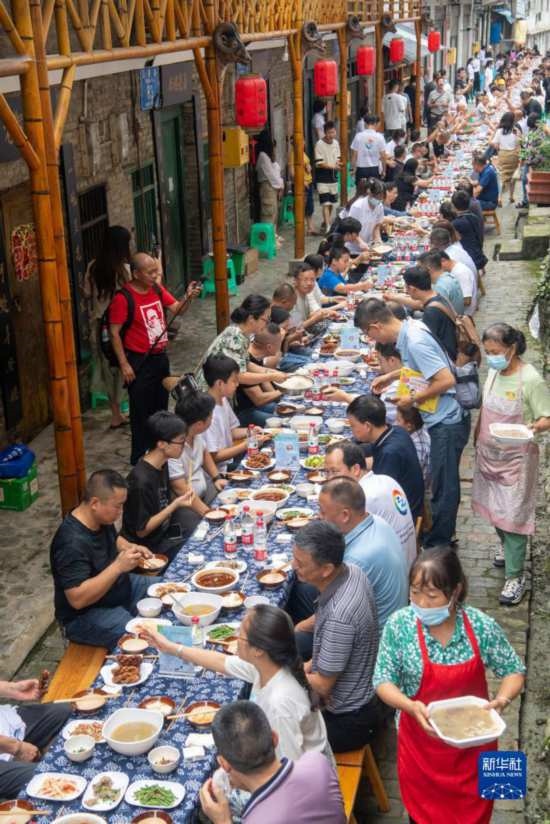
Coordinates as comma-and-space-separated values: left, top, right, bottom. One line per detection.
167, 438, 186, 446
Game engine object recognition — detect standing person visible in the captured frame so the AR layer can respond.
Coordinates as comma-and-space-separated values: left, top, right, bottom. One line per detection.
351, 114, 387, 183
84, 225, 131, 429
314, 121, 341, 232
288, 139, 318, 236
416, 250, 466, 315
450, 190, 487, 271
402, 267, 458, 361
427, 76, 453, 131
355, 299, 470, 547
255, 130, 284, 229
473, 323, 550, 605
471, 51, 481, 93
454, 67, 472, 98
471, 153, 499, 211
374, 547, 526, 824
349, 178, 386, 244
383, 81, 408, 134
122, 411, 198, 559
393, 158, 432, 212
109, 252, 200, 465
311, 98, 327, 142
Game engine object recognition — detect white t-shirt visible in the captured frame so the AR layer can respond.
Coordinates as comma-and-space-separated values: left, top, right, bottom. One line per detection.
450, 261, 478, 315
0, 706, 25, 762
312, 112, 325, 139
445, 242, 477, 277
492, 128, 519, 151
202, 399, 239, 472
349, 196, 385, 243
359, 471, 417, 570
168, 436, 208, 498
351, 129, 386, 169
224, 658, 330, 762
256, 152, 284, 189
382, 93, 407, 130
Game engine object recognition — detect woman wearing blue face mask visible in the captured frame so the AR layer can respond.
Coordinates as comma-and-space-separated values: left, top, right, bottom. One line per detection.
472, 322, 550, 606
374, 546, 525, 824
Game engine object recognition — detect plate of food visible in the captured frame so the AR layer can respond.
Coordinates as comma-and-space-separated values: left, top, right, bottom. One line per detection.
276, 506, 314, 522
276, 402, 304, 417
274, 375, 314, 396
206, 622, 240, 646
26, 772, 87, 802
300, 455, 325, 471
118, 634, 151, 653
184, 701, 221, 728
204, 508, 228, 526
266, 469, 292, 484
221, 591, 245, 611
138, 696, 177, 717
125, 780, 185, 809
206, 559, 247, 574
0, 800, 36, 824
62, 718, 105, 743
250, 487, 290, 507
371, 243, 393, 256
70, 689, 113, 714
82, 772, 129, 812
100, 659, 154, 688
137, 554, 169, 574
226, 469, 256, 483
242, 453, 275, 472
256, 568, 288, 588
191, 568, 239, 594
147, 582, 190, 606
489, 423, 534, 445
125, 617, 172, 635
428, 695, 506, 749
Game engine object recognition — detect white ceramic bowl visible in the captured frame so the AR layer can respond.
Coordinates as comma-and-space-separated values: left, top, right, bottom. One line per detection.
172, 591, 223, 625
54, 816, 107, 824
64, 734, 95, 762
103, 707, 163, 756
136, 597, 163, 617
335, 348, 361, 362
296, 482, 315, 498
190, 568, 239, 595
266, 416, 283, 428
314, 359, 356, 377
217, 488, 239, 505
250, 487, 290, 510
244, 594, 270, 609
148, 745, 181, 774
239, 498, 279, 523
289, 415, 323, 433
326, 418, 346, 434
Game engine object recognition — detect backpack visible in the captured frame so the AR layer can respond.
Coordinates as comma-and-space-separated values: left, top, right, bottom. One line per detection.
99, 283, 163, 368
428, 297, 482, 365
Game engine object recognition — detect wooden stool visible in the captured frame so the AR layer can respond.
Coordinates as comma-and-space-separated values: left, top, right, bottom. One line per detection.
483, 210, 501, 235
336, 744, 391, 820
42, 642, 107, 702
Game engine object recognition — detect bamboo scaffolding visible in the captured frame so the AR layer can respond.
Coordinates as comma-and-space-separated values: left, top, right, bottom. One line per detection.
11, 0, 80, 514
0, 0, 27, 54
337, 27, 348, 207
0, 94, 40, 169
289, 31, 305, 259
375, 19, 384, 123
30, 0, 87, 502
414, 17, 421, 129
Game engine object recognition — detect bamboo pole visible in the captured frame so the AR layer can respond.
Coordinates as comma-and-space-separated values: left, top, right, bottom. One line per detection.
414, 17, 421, 129
55, 0, 72, 57
289, 32, 305, 259
30, 0, 87, 501
54, 64, 76, 147
12, 0, 80, 514
0, 94, 40, 169
375, 20, 384, 124
0, 56, 30, 77
0, 0, 27, 54
200, 0, 230, 332
337, 28, 348, 207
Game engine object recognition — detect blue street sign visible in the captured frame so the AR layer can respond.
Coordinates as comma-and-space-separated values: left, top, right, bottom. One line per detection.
140, 66, 161, 111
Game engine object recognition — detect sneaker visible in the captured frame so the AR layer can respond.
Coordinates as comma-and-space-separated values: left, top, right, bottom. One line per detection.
493, 544, 505, 568
499, 576, 526, 606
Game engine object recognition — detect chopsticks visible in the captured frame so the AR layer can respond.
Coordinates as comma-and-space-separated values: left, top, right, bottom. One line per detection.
0, 810, 52, 816
51, 695, 118, 704
105, 654, 158, 660
166, 699, 188, 732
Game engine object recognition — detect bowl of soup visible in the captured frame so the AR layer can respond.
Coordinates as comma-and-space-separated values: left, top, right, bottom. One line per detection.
171, 592, 223, 626
191, 568, 239, 594
427, 695, 506, 749
256, 568, 288, 588
103, 707, 164, 756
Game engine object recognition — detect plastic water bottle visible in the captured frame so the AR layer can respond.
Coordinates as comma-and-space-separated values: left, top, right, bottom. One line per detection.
312, 370, 322, 402
346, 291, 354, 312
241, 505, 255, 550
254, 514, 268, 564
223, 515, 237, 558
191, 615, 203, 646
247, 425, 258, 458
308, 422, 319, 456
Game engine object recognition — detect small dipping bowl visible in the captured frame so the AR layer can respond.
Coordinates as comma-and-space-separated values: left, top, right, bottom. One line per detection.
137, 597, 163, 618
131, 813, 173, 824
64, 734, 95, 762
266, 416, 283, 428
296, 482, 315, 499
244, 594, 270, 609
217, 488, 239, 505
326, 418, 346, 434
148, 745, 180, 774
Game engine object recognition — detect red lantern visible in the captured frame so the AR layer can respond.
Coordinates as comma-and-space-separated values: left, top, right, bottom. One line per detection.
428, 30, 441, 53
235, 75, 267, 130
313, 60, 339, 97
389, 37, 405, 63
356, 45, 376, 76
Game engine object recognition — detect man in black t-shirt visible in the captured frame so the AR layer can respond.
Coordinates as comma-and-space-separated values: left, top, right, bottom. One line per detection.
50, 469, 158, 649
403, 267, 458, 361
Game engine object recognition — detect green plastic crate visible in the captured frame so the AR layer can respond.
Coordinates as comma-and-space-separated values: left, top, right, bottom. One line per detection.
0, 463, 39, 511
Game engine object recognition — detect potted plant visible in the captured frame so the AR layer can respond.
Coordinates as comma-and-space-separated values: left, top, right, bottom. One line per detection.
524, 128, 550, 205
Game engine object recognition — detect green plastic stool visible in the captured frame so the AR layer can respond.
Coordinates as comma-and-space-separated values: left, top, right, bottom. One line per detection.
90, 392, 128, 415
200, 256, 239, 298
280, 194, 295, 226
250, 222, 277, 259
229, 248, 246, 284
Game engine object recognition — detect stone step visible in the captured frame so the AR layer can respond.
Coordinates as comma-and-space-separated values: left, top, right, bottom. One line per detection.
521, 224, 550, 259
499, 239, 524, 260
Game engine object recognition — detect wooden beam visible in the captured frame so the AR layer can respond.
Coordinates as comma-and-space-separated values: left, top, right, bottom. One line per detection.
414, 18, 421, 129
0, 94, 40, 169
375, 20, 384, 125
0, 56, 30, 77
337, 28, 348, 207
289, 32, 305, 259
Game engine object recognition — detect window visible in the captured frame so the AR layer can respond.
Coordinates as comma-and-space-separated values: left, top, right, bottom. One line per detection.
132, 164, 159, 252
78, 184, 108, 267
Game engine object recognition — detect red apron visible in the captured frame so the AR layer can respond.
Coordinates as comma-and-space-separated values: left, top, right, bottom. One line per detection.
397, 613, 496, 824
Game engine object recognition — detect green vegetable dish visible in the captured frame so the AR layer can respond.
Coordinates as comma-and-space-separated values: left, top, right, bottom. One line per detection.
208, 625, 237, 642
304, 456, 324, 468
133, 784, 177, 807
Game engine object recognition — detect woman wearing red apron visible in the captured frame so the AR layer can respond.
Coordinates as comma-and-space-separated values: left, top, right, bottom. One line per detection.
374, 547, 526, 824
473, 323, 550, 605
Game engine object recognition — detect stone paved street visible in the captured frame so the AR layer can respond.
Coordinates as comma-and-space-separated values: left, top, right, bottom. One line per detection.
2, 205, 548, 822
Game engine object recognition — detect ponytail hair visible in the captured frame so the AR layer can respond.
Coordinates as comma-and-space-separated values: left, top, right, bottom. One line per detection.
230, 294, 270, 325
174, 383, 215, 426
482, 322, 527, 355
246, 604, 319, 710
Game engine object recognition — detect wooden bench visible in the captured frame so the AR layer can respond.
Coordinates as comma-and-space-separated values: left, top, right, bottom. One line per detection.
483, 210, 501, 235
336, 744, 391, 822
42, 642, 107, 703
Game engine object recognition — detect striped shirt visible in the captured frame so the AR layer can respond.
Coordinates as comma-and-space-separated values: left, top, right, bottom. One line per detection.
312, 563, 379, 714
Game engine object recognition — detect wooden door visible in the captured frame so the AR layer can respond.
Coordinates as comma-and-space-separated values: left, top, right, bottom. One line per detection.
0, 184, 50, 441
159, 109, 189, 293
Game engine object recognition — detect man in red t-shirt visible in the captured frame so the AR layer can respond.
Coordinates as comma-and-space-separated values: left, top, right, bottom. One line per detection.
109, 253, 200, 464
